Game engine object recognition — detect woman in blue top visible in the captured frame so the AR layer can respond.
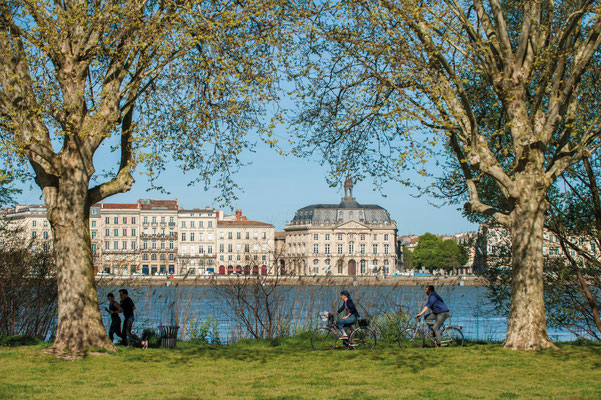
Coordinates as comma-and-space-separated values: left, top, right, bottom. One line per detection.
333, 290, 359, 338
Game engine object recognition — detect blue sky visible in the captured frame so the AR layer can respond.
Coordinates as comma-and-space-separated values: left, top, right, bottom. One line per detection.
14, 138, 477, 236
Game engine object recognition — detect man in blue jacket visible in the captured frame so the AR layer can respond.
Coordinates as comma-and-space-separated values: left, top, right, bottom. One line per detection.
333, 290, 359, 339
416, 285, 450, 347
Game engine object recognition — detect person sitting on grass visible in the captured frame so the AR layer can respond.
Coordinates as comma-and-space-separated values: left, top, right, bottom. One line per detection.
333, 290, 359, 339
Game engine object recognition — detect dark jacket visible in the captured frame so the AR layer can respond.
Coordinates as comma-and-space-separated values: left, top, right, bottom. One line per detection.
337, 298, 360, 318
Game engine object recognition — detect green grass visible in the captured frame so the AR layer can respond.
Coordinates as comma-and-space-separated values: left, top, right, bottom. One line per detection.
1, 337, 600, 399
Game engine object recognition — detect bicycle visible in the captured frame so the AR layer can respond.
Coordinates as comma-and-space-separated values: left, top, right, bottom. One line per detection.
398, 314, 464, 349
311, 311, 377, 350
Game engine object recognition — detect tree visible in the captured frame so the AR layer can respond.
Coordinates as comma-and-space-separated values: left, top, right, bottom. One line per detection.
289, 1, 601, 349
0, 0, 283, 355
411, 233, 467, 272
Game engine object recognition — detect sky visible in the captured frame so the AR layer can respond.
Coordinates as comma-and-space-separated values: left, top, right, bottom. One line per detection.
14, 138, 478, 236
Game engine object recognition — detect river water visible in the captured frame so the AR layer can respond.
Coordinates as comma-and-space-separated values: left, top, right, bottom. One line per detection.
97, 285, 577, 343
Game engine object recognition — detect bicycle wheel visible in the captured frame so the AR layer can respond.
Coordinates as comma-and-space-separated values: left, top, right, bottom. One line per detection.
441, 327, 464, 347
349, 327, 377, 350
398, 328, 424, 349
311, 328, 338, 350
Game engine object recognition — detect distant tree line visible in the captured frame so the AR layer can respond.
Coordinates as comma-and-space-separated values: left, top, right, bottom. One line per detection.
402, 233, 468, 273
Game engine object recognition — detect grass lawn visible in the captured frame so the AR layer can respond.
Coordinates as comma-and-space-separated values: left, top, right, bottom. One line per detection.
1, 337, 600, 399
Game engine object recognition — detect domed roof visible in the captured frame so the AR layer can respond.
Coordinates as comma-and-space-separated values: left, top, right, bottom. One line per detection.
291, 198, 392, 225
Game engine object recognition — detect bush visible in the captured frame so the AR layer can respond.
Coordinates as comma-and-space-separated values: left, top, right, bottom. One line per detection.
188, 316, 221, 345
373, 310, 411, 343
0, 335, 44, 347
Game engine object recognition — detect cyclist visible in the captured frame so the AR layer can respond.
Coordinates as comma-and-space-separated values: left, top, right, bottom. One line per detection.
416, 285, 450, 348
333, 290, 359, 338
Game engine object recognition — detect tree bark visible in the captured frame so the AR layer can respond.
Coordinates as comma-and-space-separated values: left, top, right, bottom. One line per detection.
505, 188, 556, 350
44, 163, 115, 356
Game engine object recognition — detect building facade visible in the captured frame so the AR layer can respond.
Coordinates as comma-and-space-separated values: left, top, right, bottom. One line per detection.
3, 200, 273, 276
283, 180, 398, 276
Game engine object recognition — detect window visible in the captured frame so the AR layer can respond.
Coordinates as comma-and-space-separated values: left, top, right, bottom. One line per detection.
199, 245, 204, 254
190, 221, 195, 228
92, 244, 97, 253
228, 244, 233, 253
313, 244, 319, 255
208, 246, 213, 254
373, 244, 378, 254
43, 231, 49, 240
143, 241, 148, 250
181, 221, 186, 228
245, 232, 249, 239
325, 234, 330, 241
262, 232, 267, 239
169, 241, 174, 250
105, 229, 110, 237
236, 243, 241, 252
32, 231, 37, 239
338, 234, 343, 240
253, 231, 258, 239
91, 221, 95, 228
199, 221, 203, 228
131, 241, 136, 250
313, 259, 319, 274
237, 232, 241, 239
132, 217, 136, 224
152, 241, 157, 250
190, 233, 195, 242
208, 233, 213, 240
105, 241, 110, 250
360, 244, 365, 255
208, 221, 212, 228
114, 217, 118, 224
245, 244, 250, 252
113, 241, 118, 250
325, 259, 330, 273
161, 241, 165, 250
219, 244, 224, 252
143, 216, 148, 224
219, 232, 224, 239
325, 244, 330, 255
105, 217, 110, 224
384, 234, 389, 241
131, 228, 136, 236
169, 254, 174, 261
262, 244, 267, 252
360, 234, 365, 241
113, 228, 118, 237
181, 233, 186, 241
161, 216, 166, 224
228, 232, 232, 239
384, 244, 389, 255
373, 234, 378, 240
91, 231, 96, 239
151, 253, 157, 260
361, 260, 366, 274
123, 217, 127, 224
349, 242, 354, 254
122, 241, 127, 250
338, 244, 343, 255
123, 228, 127, 237
169, 217, 174, 224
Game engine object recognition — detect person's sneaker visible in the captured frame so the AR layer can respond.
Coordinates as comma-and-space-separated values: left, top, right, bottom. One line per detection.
339, 332, 348, 339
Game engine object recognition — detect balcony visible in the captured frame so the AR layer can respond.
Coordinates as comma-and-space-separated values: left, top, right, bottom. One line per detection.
140, 232, 177, 239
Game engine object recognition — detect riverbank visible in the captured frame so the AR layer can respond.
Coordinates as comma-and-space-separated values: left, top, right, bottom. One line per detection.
96, 275, 489, 287
1, 339, 599, 399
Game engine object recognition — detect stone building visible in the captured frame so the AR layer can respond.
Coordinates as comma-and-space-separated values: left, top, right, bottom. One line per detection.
283, 180, 398, 276
216, 210, 275, 275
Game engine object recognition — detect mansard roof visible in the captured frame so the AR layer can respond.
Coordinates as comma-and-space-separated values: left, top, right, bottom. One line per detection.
290, 197, 392, 225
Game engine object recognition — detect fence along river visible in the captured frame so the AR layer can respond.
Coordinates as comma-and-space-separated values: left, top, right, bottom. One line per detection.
97, 285, 579, 344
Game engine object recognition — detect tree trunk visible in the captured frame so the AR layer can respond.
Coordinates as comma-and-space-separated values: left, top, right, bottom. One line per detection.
45, 169, 115, 356
505, 191, 556, 350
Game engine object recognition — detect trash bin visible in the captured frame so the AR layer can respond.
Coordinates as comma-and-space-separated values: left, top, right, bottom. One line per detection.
158, 325, 179, 349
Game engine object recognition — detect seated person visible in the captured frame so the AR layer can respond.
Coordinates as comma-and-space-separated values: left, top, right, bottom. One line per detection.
333, 290, 360, 338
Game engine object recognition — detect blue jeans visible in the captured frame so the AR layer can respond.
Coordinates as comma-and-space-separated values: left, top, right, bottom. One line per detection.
336, 314, 357, 334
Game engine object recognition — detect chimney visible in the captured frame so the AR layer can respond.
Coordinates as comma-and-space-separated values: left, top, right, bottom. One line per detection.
236, 209, 242, 221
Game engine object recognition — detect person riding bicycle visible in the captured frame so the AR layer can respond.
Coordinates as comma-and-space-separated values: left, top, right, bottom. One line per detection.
333, 290, 359, 339
416, 285, 450, 348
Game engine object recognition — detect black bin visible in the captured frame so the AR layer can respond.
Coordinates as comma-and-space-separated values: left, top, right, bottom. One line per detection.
158, 325, 180, 349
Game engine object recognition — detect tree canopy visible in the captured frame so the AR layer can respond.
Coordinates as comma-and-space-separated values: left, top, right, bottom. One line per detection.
411, 233, 468, 271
